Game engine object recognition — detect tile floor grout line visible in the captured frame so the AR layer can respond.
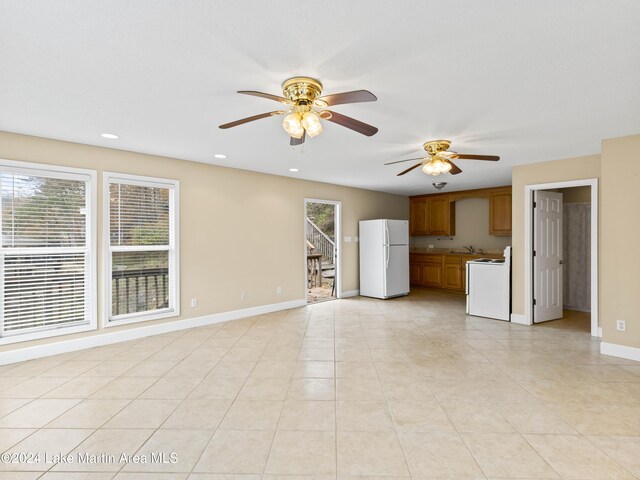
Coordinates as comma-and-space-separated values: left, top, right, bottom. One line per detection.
188, 314, 277, 476
367, 299, 414, 478
257, 304, 312, 478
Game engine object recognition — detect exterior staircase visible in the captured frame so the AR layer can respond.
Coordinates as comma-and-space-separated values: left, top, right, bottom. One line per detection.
305, 217, 335, 270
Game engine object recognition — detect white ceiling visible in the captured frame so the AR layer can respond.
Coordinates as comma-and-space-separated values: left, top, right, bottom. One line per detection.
1, 1, 639, 195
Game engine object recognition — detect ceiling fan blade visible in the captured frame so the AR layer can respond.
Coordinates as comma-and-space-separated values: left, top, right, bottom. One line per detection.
323, 111, 378, 136
238, 90, 291, 104
290, 131, 305, 146
397, 162, 423, 176
448, 160, 462, 175
317, 90, 377, 106
219, 111, 284, 129
455, 154, 500, 161
384, 157, 425, 166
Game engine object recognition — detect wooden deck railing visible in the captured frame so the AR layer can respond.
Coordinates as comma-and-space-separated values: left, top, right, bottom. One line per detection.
306, 218, 335, 266
112, 267, 169, 316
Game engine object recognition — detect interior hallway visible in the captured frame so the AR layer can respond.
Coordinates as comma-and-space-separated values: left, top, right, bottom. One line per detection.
0, 290, 639, 479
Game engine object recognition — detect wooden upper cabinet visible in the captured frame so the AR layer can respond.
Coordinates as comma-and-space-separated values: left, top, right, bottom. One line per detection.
428, 195, 455, 236
410, 186, 510, 236
409, 197, 429, 235
489, 187, 512, 235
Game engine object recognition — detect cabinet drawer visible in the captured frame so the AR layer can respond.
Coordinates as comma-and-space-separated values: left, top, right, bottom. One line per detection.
424, 255, 442, 263
444, 255, 462, 265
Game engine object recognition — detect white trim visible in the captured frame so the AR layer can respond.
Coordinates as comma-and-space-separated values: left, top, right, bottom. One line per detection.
0, 298, 307, 366
0, 158, 97, 179
510, 313, 527, 325
103, 172, 180, 327
0, 159, 98, 345
600, 342, 640, 362
304, 198, 342, 301
340, 289, 360, 298
107, 308, 179, 327
523, 178, 599, 336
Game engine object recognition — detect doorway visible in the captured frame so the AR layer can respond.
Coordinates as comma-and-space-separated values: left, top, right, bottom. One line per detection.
524, 179, 599, 336
304, 199, 341, 304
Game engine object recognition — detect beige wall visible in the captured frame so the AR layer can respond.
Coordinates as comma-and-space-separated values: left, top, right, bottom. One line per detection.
560, 186, 591, 204
411, 197, 512, 251
0, 131, 408, 353
511, 154, 601, 317
601, 134, 640, 349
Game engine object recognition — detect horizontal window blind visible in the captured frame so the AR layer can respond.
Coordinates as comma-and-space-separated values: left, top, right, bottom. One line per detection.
107, 176, 177, 323
1, 168, 92, 338
2, 173, 86, 248
109, 183, 169, 246
3, 253, 86, 332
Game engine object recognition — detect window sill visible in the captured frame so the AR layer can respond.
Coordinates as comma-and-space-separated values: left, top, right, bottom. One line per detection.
105, 308, 180, 328
0, 322, 96, 346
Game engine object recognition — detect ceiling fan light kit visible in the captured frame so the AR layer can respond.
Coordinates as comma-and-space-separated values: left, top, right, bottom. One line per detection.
385, 139, 500, 177
423, 157, 452, 175
219, 76, 378, 145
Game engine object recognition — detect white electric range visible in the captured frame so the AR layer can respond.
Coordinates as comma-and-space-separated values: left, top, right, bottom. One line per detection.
465, 246, 511, 321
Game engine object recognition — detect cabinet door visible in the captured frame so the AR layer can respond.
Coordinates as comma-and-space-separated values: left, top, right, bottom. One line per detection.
410, 262, 423, 286
423, 263, 442, 287
443, 264, 463, 290
410, 198, 429, 235
428, 195, 455, 235
489, 189, 512, 235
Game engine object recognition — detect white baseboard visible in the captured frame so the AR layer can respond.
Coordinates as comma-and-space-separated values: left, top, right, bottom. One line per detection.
600, 342, 640, 362
0, 299, 307, 366
340, 290, 360, 298
510, 313, 529, 325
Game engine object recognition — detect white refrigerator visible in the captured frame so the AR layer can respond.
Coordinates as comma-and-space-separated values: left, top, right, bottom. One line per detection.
359, 219, 410, 299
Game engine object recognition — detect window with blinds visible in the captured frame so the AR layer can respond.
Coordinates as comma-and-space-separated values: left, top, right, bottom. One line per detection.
0, 163, 95, 341
106, 174, 178, 324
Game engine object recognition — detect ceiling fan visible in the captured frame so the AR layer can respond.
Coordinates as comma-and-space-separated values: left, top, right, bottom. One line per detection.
386, 140, 500, 176
219, 76, 379, 145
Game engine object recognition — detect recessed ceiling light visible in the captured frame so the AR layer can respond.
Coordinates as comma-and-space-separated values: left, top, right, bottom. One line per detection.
213, 154, 227, 159
289, 168, 299, 172
101, 133, 119, 139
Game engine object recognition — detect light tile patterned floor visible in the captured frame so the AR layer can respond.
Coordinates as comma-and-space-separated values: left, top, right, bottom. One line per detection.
0, 289, 639, 479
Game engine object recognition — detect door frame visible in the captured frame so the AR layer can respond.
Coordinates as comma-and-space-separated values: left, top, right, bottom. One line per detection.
523, 178, 599, 336
304, 198, 342, 302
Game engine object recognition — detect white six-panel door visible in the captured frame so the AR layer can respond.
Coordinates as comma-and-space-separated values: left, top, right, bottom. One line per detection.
533, 190, 563, 322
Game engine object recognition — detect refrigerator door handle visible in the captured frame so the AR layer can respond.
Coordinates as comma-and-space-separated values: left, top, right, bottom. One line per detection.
384, 223, 390, 246
385, 245, 390, 269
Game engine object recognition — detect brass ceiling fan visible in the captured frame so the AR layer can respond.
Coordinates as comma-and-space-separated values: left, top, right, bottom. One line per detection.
219, 76, 378, 145
386, 140, 500, 176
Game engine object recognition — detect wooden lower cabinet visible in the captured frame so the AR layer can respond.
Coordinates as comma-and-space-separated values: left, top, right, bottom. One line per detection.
423, 262, 442, 287
443, 263, 463, 290
409, 262, 423, 285
410, 253, 498, 293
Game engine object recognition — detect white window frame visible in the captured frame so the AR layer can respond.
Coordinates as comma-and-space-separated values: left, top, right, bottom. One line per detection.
0, 159, 97, 345
104, 172, 179, 327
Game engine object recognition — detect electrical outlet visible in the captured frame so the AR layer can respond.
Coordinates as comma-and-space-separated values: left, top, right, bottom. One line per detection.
276, 286, 282, 295
240, 291, 247, 301
428, 244, 434, 249
190, 298, 197, 308
616, 320, 626, 332
354, 236, 359, 242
